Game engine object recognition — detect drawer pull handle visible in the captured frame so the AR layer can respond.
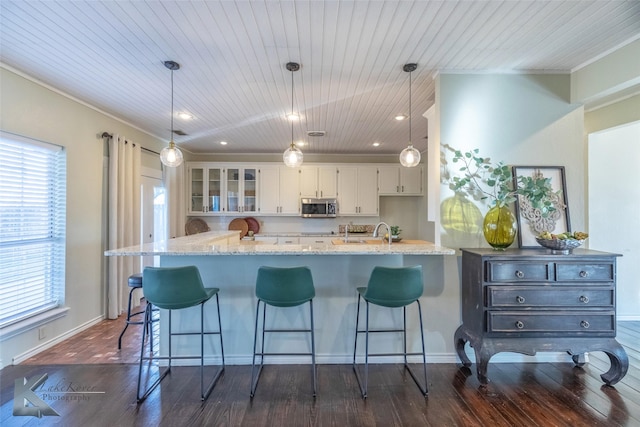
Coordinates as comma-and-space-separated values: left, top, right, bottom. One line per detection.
579, 295, 590, 304
516, 296, 525, 304
579, 271, 589, 278
515, 270, 525, 279
581, 320, 590, 329
515, 320, 525, 329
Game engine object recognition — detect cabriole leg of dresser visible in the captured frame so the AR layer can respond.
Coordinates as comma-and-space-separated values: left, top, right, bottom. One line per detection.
454, 325, 472, 367
599, 341, 629, 386
474, 345, 493, 385
570, 352, 586, 367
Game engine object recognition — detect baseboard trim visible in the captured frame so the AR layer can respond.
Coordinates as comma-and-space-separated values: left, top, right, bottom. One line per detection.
12, 315, 105, 365
154, 351, 575, 367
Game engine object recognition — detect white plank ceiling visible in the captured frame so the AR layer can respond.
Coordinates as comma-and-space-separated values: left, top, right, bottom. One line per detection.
1, 1, 639, 156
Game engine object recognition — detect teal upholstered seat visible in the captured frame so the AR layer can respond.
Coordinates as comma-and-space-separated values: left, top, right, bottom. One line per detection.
357, 265, 423, 307
142, 266, 218, 310
255, 266, 315, 307
137, 266, 225, 403
353, 265, 428, 398
251, 266, 317, 397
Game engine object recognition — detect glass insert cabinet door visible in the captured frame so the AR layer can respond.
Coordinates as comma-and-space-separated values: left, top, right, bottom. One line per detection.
208, 167, 221, 212
225, 167, 257, 213
243, 168, 257, 213
190, 166, 204, 212
189, 165, 222, 213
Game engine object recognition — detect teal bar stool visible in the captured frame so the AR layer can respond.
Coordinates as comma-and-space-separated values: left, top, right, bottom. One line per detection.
352, 265, 428, 398
137, 266, 225, 402
250, 266, 317, 397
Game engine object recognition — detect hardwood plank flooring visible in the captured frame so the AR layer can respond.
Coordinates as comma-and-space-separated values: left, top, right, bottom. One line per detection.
3, 313, 640, 426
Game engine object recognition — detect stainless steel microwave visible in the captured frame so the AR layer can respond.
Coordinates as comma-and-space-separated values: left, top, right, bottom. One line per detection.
300, 198, 337, 218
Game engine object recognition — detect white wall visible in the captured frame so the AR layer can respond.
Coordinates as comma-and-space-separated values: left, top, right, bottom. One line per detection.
434, 73, 586, 361
588, 121, 640, 319
438, 74, 584, 250
0, 66, 165, 366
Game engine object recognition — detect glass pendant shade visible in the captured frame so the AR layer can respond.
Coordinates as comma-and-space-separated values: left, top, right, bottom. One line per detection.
399, 144, 421, 167
160, 140, 184, 167
283, 62, 303, 167
400, 63, 420, 168
283, 143, 303, 167
160, 60, 183, 168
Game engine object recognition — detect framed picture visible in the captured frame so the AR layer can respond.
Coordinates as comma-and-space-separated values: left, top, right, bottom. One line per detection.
512, 166, 570, 248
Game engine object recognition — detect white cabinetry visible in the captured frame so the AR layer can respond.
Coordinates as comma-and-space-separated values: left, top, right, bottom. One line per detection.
277, 236, 300, 244
258, 166, 300, 215
225, 166, 258, 214
378, 165, 423, 195
187, 163, 257, 215
337, 166, 378, 216
300, 166, 337, 198
187, 163, 223, 215
299, 236, 333, 245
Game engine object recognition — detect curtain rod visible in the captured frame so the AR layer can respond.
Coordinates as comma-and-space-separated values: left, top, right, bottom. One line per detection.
101, 132, 160, 155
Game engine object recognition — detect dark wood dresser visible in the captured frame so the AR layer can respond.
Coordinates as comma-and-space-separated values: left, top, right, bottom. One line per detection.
454, 248, 628, 385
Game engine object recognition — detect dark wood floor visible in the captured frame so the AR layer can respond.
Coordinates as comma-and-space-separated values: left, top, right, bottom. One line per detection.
2, 309, 639, 426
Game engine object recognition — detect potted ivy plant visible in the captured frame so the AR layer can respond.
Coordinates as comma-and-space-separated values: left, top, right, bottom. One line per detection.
445, 146, 561, 249
384, 225, 402, 242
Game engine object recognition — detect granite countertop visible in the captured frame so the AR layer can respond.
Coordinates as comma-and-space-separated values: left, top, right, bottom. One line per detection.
105, 231, 454, 256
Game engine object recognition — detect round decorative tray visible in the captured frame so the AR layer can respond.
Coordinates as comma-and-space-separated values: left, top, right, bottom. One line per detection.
535, 237, 583, 254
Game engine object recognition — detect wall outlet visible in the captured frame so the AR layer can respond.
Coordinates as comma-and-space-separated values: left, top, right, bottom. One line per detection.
38, 326, 46, 340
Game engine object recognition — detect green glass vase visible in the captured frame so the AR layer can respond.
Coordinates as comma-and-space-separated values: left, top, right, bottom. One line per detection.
483, 204, 517, 250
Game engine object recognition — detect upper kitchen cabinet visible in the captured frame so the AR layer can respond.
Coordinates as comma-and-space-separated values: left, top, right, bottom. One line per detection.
187, 163, 223, 215
225, 166, 258, 214
258, 166, 300, 215
378, 165, 423, 195
337, 166, 378, 216
300, 166, 337, 198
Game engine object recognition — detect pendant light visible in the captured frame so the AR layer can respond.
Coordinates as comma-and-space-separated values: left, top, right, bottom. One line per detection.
160, 60, 184, 167
399, 63, 421, 168
283, 62, 303, 168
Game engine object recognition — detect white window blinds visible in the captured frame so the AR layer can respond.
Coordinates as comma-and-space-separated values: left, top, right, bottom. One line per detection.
0, 132, 66, 327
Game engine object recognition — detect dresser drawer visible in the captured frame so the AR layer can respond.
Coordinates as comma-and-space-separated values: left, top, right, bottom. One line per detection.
487, 311, 615, 334
487, 261, 550, 282
556, 262, 615, 282
486, 286, 614, 308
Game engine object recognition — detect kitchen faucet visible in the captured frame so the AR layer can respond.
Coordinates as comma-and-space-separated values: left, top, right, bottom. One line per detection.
372, 222, 392, 249
344, 224, 349, 243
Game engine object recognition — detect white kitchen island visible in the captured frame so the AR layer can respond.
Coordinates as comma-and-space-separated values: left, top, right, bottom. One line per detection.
106, 231, 455, 365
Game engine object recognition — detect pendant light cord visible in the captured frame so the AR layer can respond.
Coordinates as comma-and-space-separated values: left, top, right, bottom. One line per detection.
170, 68, 174, 142
291, 66, 294, 147
408, 69, 412, 146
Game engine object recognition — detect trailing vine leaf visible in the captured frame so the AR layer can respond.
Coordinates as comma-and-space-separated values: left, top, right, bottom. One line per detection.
443, 145, 561, 217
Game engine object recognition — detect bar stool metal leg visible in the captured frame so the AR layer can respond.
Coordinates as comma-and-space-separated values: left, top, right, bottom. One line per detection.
352, 265, 429, 398
136, 266, 225, 403
250, 266, 316, 398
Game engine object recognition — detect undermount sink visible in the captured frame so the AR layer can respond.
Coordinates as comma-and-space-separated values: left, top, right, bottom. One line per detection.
331, 239, 382, 245
331, 238, 430, 246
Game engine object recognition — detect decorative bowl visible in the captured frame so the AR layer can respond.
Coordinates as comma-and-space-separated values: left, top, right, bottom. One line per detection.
535, 237, 583, 254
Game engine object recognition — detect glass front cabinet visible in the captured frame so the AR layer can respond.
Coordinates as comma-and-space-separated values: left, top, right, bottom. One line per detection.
187, 163, 257, 215
225, 167, 257, 214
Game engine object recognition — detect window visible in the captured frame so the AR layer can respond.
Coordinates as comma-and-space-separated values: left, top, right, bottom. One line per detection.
0, 132, 66, 328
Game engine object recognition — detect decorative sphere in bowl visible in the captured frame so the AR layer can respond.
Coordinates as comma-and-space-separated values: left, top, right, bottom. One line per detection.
535, 237, 583, 254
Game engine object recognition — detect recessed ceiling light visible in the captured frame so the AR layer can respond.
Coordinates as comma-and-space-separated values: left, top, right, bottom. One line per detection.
177, 112, 193, 120
295, 141, 306, 147
220, 141, 228, 145
395, 115, 408, 121
373, 142, 381, 147
286, 113, 300, 121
